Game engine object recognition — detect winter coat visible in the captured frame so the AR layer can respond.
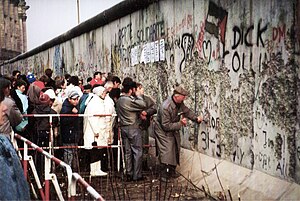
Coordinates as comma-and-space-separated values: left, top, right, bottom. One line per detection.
139, 94, 157, 130
32, 104, 59, 132
60, 99, 80, 144
153, 96, 198, 166
83, 94, 116, 148
116, 95, 146, 128
26, 84, 41, 114
0, 97, 23, 137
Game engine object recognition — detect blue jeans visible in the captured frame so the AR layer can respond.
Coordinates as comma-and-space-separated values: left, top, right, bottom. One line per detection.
63, 143, 78, 170
0, 135, 30, 200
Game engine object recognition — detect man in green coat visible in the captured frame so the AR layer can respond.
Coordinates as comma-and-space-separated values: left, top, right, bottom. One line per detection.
154, 85, 203, 181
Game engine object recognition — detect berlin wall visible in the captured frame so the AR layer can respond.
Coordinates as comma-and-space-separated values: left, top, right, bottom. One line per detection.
2, 0, 300, 184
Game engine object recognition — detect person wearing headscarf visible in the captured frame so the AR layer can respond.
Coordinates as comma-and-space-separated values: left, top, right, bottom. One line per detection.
32, 93, 59, 178
83, 82, 115, 176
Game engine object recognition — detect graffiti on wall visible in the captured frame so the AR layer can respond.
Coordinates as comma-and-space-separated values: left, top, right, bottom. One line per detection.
205, 1, 228, 60
53, 45, 62, 75
3, 0, 299, 183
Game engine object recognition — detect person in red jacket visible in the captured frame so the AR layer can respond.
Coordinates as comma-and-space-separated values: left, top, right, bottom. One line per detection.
90, 71, 104, 87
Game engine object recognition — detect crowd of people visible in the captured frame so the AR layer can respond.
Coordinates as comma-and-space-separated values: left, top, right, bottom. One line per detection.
0, 67, 204, 186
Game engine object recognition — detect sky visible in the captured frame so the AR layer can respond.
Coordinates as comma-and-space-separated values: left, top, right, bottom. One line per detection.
26, 0, 123, 51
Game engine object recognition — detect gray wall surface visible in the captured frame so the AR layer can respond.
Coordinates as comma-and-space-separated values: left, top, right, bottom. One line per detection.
2, 0, 300, 183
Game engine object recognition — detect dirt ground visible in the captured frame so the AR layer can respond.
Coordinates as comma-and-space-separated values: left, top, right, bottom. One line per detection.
28, 166, 216, 200
41, 166, 216, 201
80, 170, 209, 200
27, 147, 217, 200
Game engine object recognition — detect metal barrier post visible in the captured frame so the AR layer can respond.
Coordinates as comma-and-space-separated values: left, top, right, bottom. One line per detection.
44, 153, 52, 200
117, 130, 120, 172
28, 156, 45, 200
118, 127, 126, 174
70, 175, 77, 201
49, 116, 53, 155
23, 141, 29, 178
50, 173, 64, 201
16, 114, 121, 200
72, 173, 105, 201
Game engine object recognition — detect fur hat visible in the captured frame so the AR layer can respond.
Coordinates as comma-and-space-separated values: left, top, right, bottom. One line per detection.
173, 85, 189, 96
39, 93, 50, 105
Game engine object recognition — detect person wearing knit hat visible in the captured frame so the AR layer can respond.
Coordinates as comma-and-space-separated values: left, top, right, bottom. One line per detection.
60, 86, 80, 170
92, 86, 105, 97
92, 81, 113, 99
153, 84, 204, 182
39, 93, 50, 105
26, 73, 36, 84
82, 81, 115, 176
44, 89, 56, 100
44, 88, 61, 113
68, 90, 80, 100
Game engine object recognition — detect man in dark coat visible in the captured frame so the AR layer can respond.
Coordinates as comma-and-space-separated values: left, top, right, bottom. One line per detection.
154, 85, 203, 181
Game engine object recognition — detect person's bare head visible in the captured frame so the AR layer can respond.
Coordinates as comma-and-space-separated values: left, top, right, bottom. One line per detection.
45, 68, 53, 78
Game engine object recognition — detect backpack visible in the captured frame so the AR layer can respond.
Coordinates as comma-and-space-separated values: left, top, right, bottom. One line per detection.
79, 93, 94, 114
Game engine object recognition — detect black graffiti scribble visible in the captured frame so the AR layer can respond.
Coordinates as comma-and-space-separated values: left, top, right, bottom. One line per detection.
202, 40, 212, 63
180, 33, 194, 72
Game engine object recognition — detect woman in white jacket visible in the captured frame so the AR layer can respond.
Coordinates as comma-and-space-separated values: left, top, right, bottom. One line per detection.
83, 83, 115, 176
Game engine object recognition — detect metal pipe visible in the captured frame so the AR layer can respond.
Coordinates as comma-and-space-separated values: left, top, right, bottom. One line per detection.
168, 184, 173, 200
72, 173, 104, 201
45, 180, 50, 200
76, 0, 80, 24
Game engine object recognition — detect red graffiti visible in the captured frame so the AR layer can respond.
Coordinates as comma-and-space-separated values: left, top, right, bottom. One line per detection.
166, 14, 193, 37
195, 21, 206, 56
272, 24, 286, 43
218, 15, 228, 44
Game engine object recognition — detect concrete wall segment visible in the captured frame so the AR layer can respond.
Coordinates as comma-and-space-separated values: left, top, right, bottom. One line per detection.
1, 0, 300, 185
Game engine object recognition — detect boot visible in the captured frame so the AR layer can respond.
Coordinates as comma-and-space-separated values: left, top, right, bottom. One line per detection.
142, 160, 150, 171
90, 160, 107, 176
170, 165, 180, 178
160, 163, 171, 182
